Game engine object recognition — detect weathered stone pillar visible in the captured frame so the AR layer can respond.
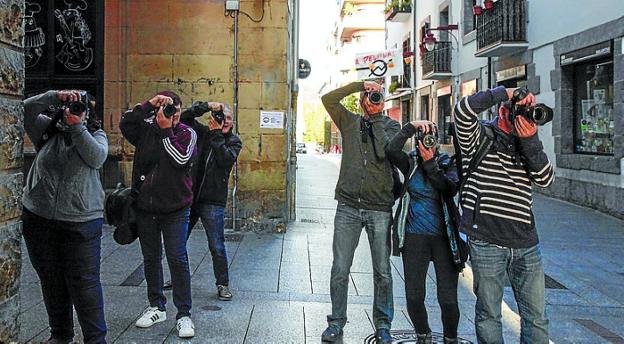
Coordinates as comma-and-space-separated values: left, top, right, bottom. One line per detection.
0, 0, 24, 341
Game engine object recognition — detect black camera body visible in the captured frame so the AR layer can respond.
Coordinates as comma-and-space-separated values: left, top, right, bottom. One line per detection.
509, 88, 553, 126
211, 109, 225, 124
415, 128, 438, 149
162, 103, 178, 118
366, 91, 384, 105
66, 91, 88, 116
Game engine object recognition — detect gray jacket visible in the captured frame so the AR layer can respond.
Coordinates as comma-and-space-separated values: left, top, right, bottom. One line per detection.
321, 82, 401, 212
23, 91, 108, 222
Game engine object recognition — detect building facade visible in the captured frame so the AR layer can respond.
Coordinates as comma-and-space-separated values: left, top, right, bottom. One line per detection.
0, 0, 24, 339
385, 0, 624, 218
23, 0, 300, 231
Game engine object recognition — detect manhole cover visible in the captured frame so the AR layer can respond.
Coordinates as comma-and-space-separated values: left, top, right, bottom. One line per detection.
201, 305, 222, 311
364, 330, 472, 343
300, 218, 320, 223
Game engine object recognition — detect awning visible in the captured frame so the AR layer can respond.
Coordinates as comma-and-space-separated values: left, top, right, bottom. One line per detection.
385, 90, 412, 101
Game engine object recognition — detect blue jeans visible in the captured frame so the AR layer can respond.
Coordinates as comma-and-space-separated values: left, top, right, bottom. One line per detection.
197, 204, 229, 286
136, 208, 192, 319
22, 208, 107, 344
469, 238, 549, 344
328, 203, 394, 330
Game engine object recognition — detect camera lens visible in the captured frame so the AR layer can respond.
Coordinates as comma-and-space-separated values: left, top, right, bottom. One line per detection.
422, 134, 438, 148
212, 110, 225, 124
368, 92, 383, 104
529, 104, 554, 126
163, 104, 177, 118
68, 101, 86, 115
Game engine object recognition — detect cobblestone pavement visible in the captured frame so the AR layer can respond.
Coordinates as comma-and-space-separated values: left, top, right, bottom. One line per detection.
18, 154, 624, 343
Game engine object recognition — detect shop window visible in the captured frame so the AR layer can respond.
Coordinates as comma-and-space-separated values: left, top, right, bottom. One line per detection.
420, 95, 430, 121
437, 95, 452, 144
573, 58, 614, 155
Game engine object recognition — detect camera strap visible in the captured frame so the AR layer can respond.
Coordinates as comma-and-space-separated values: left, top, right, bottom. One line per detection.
457, 125, 494, 203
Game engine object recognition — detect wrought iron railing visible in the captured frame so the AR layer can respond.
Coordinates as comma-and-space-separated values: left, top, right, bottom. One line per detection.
476, 0, 527, 52
422, 41, 452, 76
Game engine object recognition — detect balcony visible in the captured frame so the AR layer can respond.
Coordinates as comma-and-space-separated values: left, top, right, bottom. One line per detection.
422, 41, 453, 80
385, 4, 411, 22
475, 0, 528, 58
338, 7, 384, 41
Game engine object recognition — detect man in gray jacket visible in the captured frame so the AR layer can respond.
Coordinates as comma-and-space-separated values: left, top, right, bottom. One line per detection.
320, 81, 400, 343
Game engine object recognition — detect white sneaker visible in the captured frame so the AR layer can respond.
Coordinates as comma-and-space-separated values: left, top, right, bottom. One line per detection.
135, 306, 166, 328
177, 316, 195, 338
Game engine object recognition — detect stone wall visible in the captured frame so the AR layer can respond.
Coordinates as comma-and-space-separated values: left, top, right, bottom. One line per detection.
0, 0, 24, 341
104, 0, 294, 231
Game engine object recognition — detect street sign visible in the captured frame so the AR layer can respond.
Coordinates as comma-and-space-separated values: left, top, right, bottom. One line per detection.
298, 59, 311, 79
355, 50, 403, 79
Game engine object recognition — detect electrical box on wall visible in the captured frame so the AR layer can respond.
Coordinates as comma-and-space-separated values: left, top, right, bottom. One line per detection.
225, 0, 240, 11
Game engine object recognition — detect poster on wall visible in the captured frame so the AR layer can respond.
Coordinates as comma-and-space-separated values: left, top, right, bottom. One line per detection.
260, 111, 284, 129
355, 50, 403, 80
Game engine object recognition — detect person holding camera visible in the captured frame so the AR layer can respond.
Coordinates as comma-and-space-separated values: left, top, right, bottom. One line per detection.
453, 86, 554, 343
22, 90, 108, 344
385, 121, 463, 344
320, 81, 400, 344
119, 91, 197, 338
176, 101, 242, 301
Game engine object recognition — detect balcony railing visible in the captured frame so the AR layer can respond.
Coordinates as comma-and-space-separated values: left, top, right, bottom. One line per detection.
385, 4, 411, 22
475, 0, 527, 57
422, 41, 453, 80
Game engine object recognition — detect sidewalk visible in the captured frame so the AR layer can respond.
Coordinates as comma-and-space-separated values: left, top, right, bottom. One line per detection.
18, 153, 624, 343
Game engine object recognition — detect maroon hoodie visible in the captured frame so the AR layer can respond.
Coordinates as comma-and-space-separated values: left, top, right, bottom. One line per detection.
120, 102, 197, 214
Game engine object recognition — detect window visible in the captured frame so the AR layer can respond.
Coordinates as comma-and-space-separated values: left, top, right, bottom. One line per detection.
420, 95, 430, 120
437, 95, 452, 144
402, 35, 411, 87
573, 58, 614, 155
463, 0, 478, 35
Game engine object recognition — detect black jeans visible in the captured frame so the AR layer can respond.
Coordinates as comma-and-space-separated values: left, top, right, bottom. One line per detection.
22, 208, 107, 344
402, 233, 459, 338
136, 207, 192, 319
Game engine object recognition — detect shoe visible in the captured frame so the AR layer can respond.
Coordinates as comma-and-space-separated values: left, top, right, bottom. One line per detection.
416, 332, 432, 344
375, 328, 392, 344
135, 306, 166, 328
321, 325, 343, 342
163, 280, 172, 290
177, 316, 195, 338
217, 284, 233, 301
444, 337, 459, 344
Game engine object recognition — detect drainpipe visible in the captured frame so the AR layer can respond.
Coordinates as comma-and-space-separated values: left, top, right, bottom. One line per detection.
232, 10, 239, 231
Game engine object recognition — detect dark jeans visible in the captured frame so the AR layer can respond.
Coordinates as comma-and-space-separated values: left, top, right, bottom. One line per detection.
195, 204, 229, 286
22, 208, 107, 344
402, 233, 459, 338
136, 208, 192, 319
469, 238, 549, 344
328, 203, 394, 330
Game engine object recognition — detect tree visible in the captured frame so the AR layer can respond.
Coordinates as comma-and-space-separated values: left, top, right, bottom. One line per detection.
340, 94, 361, 114
302, 102, 328, 143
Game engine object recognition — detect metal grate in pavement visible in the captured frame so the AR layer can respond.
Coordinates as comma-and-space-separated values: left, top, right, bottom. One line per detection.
202, 305, 222, 311
364, 330, 472, 343
224, 232, 243, 242
300, 218, 320, 223
574, 319, 624, 343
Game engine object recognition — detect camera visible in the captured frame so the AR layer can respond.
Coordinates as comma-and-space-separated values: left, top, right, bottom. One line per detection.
211, 109, 225, 124
66, 91, 88, 116
162, 103, 178, 118
415, 128, 438, 149
367, 91, 384, 105
509, 88, 554, 125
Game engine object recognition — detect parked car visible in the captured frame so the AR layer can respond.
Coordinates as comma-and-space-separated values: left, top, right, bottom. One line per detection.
296, 142, 307, 154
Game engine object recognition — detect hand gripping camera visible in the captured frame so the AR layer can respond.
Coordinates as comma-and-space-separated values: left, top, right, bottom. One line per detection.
162, 103, 178, 118
415, 127, 438, 149
66, 91, 89, 116
211, 109, 225, 124
509, 88, 554, 126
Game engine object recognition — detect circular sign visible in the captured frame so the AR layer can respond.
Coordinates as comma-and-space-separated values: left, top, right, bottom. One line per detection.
299, 59, 311, 79
369, 59, 388, 77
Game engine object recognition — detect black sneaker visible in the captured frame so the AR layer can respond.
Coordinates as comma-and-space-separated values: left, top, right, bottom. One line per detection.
217, 285, 233, 301
375, 328, 392, 344
416, 332, 432, 344
163, 280, 172, 290
321, 325, 343, 342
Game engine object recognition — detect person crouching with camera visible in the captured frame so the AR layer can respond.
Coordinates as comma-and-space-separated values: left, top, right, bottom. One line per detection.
175, 101, 242, 301
453, 87, 554, 343
386, 121, 463, 344
22, 90, 108, 344
119, 91, 197, 338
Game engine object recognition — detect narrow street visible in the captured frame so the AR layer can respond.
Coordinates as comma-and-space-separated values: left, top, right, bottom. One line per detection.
18, 153, 624, 343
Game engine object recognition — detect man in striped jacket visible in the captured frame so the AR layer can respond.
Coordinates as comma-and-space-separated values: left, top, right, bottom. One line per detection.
453, 86, 554, 343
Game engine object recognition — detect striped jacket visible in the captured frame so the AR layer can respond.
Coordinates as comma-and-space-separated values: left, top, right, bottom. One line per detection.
120, 102, 197, 214
453, 86, 554, 248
